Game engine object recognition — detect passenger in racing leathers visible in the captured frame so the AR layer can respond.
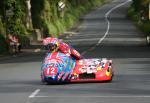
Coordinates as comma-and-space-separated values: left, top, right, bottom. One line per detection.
43, 37, 82, 60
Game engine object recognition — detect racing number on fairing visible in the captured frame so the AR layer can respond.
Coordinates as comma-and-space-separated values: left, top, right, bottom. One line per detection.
51, 68, 55, 74
45, 67, 57, 75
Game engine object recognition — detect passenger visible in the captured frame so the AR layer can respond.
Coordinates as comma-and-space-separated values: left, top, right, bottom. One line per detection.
43, 37, 82, 60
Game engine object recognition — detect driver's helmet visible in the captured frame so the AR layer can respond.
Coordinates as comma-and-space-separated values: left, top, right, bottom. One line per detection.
43, 37, 60, 52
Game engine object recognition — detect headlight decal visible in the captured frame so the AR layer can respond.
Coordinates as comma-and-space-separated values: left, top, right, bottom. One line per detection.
97, 66, 103, 71
106, 68, 111, 76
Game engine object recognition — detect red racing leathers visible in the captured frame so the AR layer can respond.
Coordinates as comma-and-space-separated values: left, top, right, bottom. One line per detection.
59, 42, 82, 59
43, 37, 82, 60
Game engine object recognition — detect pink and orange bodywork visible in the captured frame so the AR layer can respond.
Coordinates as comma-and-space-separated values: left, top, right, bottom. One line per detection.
70, 59, 113, 82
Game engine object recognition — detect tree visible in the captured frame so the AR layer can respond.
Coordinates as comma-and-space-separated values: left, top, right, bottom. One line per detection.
4, 0, 27, 35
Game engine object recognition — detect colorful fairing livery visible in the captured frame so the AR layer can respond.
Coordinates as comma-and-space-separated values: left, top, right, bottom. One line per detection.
71, 59, 113, 82
41, 52, 113, 84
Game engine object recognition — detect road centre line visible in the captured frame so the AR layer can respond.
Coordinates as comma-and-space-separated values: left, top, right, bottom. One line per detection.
29, 89, 40, 98
81, 0, 131, 55
97, 0, 131, 45
31, 95, 150, 98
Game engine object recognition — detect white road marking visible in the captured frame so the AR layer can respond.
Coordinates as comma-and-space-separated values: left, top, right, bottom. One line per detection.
97, 0, 131, 45
32, 95, 150, 98
29, 89, 40, 98
81, 0, 131, 55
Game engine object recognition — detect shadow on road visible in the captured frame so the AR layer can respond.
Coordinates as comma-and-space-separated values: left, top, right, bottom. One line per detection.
0, 45, 150, 64
84, 45, 150, 59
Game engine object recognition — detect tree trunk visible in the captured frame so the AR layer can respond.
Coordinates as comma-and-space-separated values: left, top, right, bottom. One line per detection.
26, 0, 33, 29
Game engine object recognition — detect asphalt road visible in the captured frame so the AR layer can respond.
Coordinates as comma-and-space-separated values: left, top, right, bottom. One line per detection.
0, 0, 150, 103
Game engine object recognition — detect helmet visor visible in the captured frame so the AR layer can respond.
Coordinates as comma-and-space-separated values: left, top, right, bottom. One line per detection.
47, 43, 57, 51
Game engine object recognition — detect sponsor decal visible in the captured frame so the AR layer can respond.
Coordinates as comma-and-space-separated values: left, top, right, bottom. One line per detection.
106, 69, 111, 76
97, 67, 102, 71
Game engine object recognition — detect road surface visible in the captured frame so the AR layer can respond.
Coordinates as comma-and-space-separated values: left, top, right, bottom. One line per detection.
0, 0, 150, 103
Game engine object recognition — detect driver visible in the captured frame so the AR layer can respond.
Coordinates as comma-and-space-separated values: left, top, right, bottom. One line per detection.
43, 37, 82, 60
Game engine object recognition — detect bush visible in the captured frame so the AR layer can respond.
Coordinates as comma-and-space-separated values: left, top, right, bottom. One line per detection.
128, 6, 150, 35
0, 34, 8, 53
0, 16, 5, 35
139, 21, 150, 34
16, 34, 30, 48
31, 0, 109, 37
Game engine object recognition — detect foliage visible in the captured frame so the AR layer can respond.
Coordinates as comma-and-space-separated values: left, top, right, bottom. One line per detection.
0, 16, 5, 35
0, 14, 7, 53
0, 0, 109, 54
128, 5, 150, 35
4, 0, 27, 35
0, 34, 8, 53
129, 0, 150, 35
132, 0, 150, 16
31, 0, 108, 37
